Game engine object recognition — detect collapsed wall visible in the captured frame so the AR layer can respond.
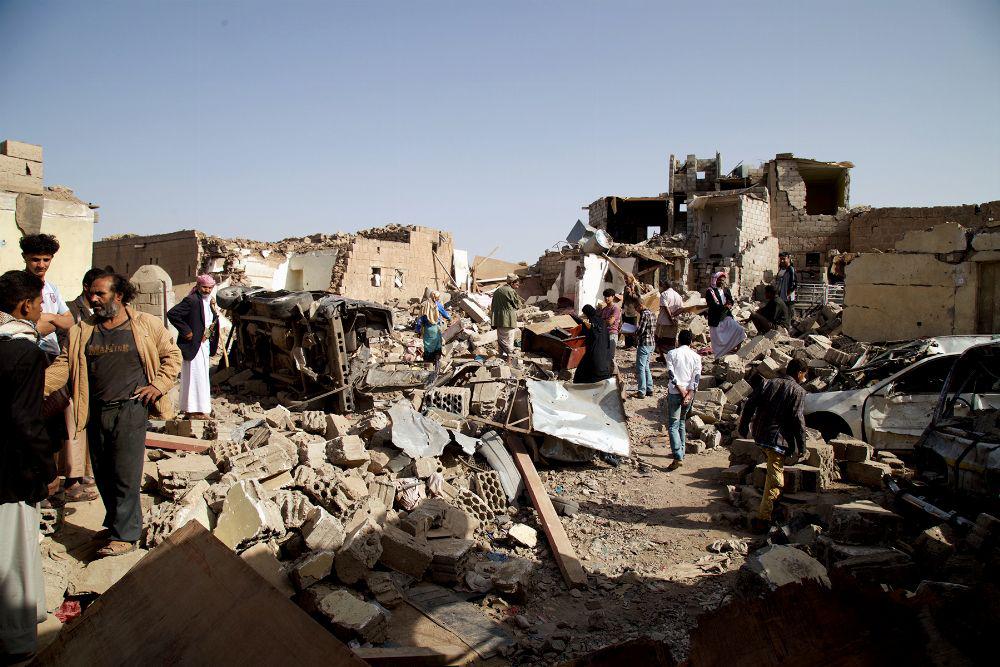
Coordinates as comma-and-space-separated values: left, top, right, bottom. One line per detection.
849, 201, 1000, 252
842, 221, 1000, 341
95, 224, 455, 303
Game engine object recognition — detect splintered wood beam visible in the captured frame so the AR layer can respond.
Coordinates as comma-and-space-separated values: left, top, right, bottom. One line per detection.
504, 433, 588, 588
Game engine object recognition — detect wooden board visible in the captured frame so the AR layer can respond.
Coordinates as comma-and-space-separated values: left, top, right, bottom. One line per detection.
504, 434, 588, 588
405, 583, 515, 659
34, 522, 366, 667
352, 646, 450, 666
145, 431, 212, 453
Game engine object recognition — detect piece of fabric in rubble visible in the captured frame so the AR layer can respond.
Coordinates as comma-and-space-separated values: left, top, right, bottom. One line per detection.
388, 400, 450, 458
527, 379, 630, 456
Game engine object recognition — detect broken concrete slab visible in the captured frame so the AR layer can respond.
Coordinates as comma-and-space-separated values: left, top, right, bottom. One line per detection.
379, 525, 433, 578
738, 545, 830, 596
509, 523, 538, 548
316, 588, 388, 643
895, 221, 968, 254
290, 550, 336, 590
213, 480, 285, 551
67, 548, 148, 596
326, 435, 370, 468
334, 519, 383, 585
827, 500, 902, 546
301, 506, 346, 552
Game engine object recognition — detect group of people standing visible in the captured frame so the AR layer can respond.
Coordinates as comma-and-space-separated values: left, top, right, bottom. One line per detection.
1, 233, 222, 660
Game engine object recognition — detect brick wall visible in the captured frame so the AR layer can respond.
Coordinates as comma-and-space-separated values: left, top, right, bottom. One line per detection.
768, 159, 852, 271
850, 200, 1000, 252
335, 226, 454, 302
93, 230, 202, 285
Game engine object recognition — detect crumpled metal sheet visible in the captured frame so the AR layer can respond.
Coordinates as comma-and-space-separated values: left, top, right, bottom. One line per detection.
527, 379, 630, 456
388, 400, 450, 458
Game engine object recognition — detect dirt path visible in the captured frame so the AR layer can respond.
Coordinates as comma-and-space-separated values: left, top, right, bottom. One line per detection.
499, 356, 754, 664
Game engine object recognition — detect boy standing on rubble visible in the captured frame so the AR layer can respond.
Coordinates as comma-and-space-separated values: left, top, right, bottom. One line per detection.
600, 288, 622, 350
0, 270, 59, 662
491, 274, 523, 360
738, 357, 808, 532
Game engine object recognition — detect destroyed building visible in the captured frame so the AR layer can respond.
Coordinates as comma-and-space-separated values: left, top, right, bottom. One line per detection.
93, 225, 455, 302
0, 139, 98, 294
587, 152, 853, 294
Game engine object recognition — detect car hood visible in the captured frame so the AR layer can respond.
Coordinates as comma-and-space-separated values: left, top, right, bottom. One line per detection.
804, 388, 872, 416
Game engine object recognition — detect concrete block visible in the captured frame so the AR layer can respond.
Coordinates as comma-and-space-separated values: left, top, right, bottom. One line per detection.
805, 443, 838, 490
895, 221, 968, 254
721, 464, 751, 484
0, 171, 43, 195
1, 140, 43, 162
728, 438, 766, 466
379, 525, 433, 578
724, 379, 753, 404
367, 450, 390, 474
299, 410, 327, 435
738, 545, 829, 596
213, 480, 285, 550
334, 519, 383, 585
326, 435, 370, 468
325, 413, 352, 438
828, 500, 902, 546
301, 506, 346, 552
264, 405, 293, 430
316, 589, 388, 643
412, 457, 442, 479
842, 460, 891, 488
844, 440, 872, 463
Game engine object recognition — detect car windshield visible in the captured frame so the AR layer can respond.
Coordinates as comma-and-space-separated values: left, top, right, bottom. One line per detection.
937, 345, 1000, 437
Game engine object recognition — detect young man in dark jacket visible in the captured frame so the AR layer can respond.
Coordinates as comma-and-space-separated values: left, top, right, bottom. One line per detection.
0, 270, 59, 661
738, 357, 808, 531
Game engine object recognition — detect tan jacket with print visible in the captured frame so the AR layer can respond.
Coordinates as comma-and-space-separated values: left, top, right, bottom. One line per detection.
45, 306, 182, 436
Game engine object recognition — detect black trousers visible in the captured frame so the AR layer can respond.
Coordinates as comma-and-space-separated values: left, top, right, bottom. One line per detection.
87, 399, 148, 542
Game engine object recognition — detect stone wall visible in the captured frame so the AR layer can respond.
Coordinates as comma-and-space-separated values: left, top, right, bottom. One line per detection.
334, 226, 454, 302
94, 230, 202, 285
1, 189, 96, 299
849, 201, 1000, 252
768, 159, 852, 274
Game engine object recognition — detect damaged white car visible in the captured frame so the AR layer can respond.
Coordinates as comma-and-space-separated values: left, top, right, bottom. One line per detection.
804, 335, 999, 449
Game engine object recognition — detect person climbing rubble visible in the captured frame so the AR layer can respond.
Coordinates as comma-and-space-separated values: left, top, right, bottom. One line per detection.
738, 356, 808, 532
415, 289, 450, 373
490, 274, 523, 360
705, 271, 746, 357
749, 284, 790, 335
167, 275, 220, 419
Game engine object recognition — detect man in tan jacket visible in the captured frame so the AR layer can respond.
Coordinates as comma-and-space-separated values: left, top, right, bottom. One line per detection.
46, 274, 181, 557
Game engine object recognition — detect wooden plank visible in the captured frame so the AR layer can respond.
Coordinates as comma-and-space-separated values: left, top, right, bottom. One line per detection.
145, 431, 212, 453
352, 646, 449, 666
505, 434, 588, 588
34, 522, 366, 666
405, 583, 515, 659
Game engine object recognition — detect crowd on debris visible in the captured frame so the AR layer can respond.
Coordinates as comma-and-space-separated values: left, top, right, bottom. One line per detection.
3, 223, 998, 665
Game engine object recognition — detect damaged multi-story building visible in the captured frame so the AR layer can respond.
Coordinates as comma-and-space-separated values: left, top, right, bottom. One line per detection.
93, 225, 456, 302
587, 151, 855, 295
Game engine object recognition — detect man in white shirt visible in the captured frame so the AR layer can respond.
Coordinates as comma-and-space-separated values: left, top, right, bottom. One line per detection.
656, 281, 684, 363
665, 329, 702, 471
20, 234, 74, 359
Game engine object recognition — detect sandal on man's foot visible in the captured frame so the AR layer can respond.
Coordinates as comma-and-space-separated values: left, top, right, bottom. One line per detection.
96, 540, 136, 557
64, 482, 99, 502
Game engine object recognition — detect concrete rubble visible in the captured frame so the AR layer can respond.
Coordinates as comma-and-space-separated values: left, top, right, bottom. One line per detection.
25, 139, 999, 665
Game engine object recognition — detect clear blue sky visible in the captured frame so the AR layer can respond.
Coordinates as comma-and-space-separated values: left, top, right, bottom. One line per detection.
2, 0, 998, 262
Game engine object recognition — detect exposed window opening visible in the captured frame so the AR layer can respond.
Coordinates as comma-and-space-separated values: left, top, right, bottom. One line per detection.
800, 168, 845, 215
678, 202, 687, 213
806, 252, 821, 267
371, 267, 382, 287
394, 269, 404, 288
646, 226, 660, 240
696, 171, 706, 180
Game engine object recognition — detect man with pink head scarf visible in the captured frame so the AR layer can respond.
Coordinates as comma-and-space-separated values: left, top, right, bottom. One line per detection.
705, 270, 746, 357
166, 274, 219, 418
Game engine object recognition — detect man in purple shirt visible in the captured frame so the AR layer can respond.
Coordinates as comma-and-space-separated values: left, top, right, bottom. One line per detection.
600, 288, 622, 350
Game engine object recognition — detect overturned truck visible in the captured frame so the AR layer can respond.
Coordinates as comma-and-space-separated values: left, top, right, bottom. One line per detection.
217, 287, 393, 413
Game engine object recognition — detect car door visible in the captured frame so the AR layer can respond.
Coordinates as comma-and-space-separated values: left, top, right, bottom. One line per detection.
862, 355, 956, 450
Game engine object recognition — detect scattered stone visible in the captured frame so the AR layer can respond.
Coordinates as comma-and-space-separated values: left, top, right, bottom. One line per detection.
509, 523, 538, 548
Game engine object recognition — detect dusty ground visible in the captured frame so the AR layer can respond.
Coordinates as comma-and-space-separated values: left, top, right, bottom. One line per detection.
476, 348, 755, 665
38, 348, 754, 665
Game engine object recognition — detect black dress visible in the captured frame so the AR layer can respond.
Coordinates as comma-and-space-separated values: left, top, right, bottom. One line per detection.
573, 316, 614, 384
